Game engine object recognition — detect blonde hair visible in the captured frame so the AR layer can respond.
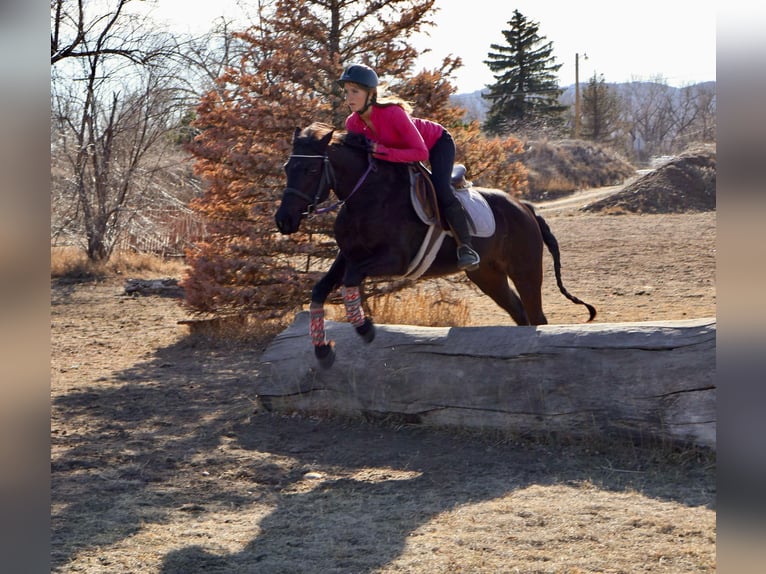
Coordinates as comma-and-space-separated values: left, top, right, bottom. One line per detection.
372, 83, 414, 114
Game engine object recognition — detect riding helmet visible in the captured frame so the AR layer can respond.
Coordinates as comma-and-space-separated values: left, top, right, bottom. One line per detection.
338, 64, 379, 89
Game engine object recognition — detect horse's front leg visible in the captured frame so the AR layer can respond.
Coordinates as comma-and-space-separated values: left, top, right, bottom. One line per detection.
310, 254, 346, 368
342, 264, 376, 344
337, 245, 413, 344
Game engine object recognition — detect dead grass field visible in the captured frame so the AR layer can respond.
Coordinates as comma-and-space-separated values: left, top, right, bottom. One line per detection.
51, 196, 716, 573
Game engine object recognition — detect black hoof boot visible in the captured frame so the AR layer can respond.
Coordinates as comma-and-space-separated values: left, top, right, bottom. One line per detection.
314, 342, 335, 369
355, 318, 375, 343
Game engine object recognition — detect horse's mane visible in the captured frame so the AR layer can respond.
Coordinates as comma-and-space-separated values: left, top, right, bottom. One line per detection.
300, 122, 370, 153
301, 122, 334, 141
334, 130, 370, 152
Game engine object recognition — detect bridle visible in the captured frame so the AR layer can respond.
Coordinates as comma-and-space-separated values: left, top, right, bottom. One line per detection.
282, 154, 335, 215
283, 152, 375, 216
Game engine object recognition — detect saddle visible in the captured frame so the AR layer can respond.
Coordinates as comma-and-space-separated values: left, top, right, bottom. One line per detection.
410, 163, 470, 229
404, 163, 496, 280
409, 163, 495, 238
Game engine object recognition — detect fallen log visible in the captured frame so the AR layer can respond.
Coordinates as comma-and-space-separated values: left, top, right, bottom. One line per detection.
124, 278, 183, 298
258, 313, 716, 449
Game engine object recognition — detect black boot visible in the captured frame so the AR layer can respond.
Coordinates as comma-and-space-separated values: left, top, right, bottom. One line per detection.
444, 203, 480, 271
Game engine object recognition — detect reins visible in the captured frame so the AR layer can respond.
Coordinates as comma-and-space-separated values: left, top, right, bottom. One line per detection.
285, 151, 376, 216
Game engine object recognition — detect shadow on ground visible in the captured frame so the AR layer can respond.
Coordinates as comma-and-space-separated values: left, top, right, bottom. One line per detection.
51, 333, 716, 573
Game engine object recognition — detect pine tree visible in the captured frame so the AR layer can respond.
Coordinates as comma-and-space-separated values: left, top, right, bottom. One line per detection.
394, 60, 528, 192
581, 73, 622, 142
482, 10, 565, 137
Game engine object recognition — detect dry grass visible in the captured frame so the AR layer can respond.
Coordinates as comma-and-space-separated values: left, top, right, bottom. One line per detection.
50, 246, 187, 280
173, 288, 469, 344
179, 314, 292, 350
325, 281, 471, 327
522, 139, 635, 200
530, 173, 580, 195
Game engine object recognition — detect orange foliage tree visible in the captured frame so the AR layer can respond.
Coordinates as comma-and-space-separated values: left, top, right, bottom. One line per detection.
183, 0, 527, 319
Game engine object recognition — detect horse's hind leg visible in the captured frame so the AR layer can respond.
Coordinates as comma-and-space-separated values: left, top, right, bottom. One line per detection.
512, 278, 547, 325
506, 250, 548, 326
467, 266, 530, 325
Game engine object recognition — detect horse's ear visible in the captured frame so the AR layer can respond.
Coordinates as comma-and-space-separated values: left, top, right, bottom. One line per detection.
319, 129, 334, 149
292, 127, 301, 143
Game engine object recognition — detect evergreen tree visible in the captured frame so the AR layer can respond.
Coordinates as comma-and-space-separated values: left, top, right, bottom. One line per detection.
482, 9, 565, 136
581, 73, 622, 142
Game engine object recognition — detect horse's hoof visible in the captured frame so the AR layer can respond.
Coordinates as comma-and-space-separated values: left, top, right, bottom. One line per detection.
355, 318, 375, 343
315, 342, 336, 369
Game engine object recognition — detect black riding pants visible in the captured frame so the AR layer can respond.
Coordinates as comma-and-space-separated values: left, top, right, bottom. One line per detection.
429, 129, 460, 211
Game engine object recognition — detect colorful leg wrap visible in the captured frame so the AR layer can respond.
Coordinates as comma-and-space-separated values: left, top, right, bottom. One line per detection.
309, 305, 327, 347
342, 286, 366, 328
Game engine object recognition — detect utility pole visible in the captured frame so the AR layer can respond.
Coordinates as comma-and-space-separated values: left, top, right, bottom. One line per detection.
574, 52, 583, 138
574, 52, 589, 139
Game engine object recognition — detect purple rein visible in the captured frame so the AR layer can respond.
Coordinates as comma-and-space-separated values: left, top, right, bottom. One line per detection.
313, 154, 376, 215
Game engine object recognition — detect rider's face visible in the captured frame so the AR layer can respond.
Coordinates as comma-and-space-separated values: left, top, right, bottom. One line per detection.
343, 83, 370, 113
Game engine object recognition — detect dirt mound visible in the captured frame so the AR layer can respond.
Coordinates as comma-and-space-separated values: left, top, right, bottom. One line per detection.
582, 144, 716, 214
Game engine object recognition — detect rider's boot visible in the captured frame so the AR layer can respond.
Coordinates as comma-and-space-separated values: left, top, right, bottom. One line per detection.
444, 202, 480, 271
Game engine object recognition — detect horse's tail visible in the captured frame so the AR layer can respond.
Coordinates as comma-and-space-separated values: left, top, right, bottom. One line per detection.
524, 201, 597, 322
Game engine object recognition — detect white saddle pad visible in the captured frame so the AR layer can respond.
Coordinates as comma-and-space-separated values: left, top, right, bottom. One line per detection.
455, 188, 496, 238
410, 185, 496, 238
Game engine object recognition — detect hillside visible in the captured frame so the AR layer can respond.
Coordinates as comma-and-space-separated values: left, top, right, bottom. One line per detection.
520, 139, 635, 201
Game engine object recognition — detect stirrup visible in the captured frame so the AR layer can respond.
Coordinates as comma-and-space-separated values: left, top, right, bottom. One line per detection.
457, 245, 480, 271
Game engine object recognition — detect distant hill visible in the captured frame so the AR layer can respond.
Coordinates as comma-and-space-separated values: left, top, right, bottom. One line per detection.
450, 81, 716, 124
450, 89, 490, 123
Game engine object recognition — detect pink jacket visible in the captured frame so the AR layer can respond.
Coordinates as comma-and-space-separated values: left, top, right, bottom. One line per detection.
345, 104, 445, 163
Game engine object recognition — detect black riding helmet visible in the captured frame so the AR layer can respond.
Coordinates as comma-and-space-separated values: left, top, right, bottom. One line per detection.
338, 64, 379, 114
337, 64, 379, 89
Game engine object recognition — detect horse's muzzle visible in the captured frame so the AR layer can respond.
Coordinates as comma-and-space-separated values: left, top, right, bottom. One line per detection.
275, 201, 298, 235
274, 212, 291, 235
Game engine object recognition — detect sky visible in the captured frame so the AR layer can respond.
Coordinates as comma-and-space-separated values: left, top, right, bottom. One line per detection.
146, 0, 717, 93
412, 0, 716, 91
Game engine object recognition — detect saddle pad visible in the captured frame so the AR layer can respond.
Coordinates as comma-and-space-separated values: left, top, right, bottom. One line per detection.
410, 183, 495, 238
455, 187, 495, 238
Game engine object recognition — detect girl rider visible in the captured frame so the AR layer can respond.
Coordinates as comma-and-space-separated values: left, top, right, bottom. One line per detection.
338, 63, 481, 272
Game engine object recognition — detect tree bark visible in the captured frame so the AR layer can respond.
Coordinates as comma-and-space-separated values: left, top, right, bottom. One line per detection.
258, 313, 716, 449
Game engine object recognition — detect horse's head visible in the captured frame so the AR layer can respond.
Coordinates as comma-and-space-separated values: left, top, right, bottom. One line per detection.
275, 123, 335, 235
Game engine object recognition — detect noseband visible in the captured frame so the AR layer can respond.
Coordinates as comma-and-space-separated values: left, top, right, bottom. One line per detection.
283, 152, 376, 216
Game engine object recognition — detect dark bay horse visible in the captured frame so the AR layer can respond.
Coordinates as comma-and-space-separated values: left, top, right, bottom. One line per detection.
275, 123, 596, 367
